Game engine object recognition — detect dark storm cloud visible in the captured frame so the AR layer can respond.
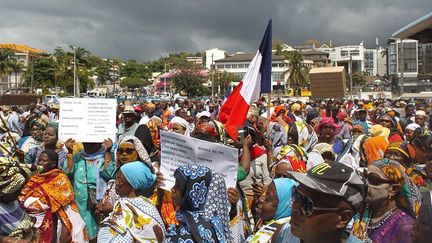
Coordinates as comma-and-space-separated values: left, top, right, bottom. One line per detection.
0, 0, 430, 61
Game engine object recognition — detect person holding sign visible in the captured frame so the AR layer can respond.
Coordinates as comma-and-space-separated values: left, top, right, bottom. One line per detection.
63, 138, 116, 241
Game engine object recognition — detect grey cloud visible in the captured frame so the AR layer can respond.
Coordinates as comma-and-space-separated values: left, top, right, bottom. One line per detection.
0, 0, 430, 61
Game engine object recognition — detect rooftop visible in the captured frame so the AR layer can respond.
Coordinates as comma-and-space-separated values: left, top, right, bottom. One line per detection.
392, 12, 432, 42
0, 43, 44, 54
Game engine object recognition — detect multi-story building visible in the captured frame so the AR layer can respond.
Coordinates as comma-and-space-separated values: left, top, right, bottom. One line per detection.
387, 38, 420, 92
214, 52, 313, 91
318, 43, 386, 76
0, 43, 44, 94
205, 48, 226, 70
390, 11, 432, 94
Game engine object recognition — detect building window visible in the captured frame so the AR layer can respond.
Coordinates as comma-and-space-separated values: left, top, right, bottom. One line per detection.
272, 63, 278, 67
224, 64, 232, 69
216, 65, 224, 69
341, 51, 348, 57
231, 64, 238, 68
351, 50, 360, 56
238, 64, 245, 68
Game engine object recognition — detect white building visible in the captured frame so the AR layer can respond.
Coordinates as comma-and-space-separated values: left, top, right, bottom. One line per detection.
214, 52, 313, 91
318, 43, 386, 76
0, 44, 44, 94
205, 48, 226, 70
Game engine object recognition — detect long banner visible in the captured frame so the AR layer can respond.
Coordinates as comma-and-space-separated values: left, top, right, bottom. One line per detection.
160, 131, 239, 191
58, 98, 117, 143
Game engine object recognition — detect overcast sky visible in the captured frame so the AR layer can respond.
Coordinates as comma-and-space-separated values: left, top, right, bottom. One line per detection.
0, 0, 431, 61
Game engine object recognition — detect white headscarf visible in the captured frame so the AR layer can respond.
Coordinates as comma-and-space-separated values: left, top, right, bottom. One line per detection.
168, 116, 190, 136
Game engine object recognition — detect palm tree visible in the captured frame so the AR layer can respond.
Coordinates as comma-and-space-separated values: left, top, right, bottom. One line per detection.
8, 58, 25, 93
0, 49, 13, 93
283, 51, 310, 96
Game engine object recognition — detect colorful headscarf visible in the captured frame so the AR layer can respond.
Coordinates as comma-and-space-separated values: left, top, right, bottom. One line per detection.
118, 135, 152, 171
30, 118, 47, 131
363, 136, 389, 165
373, 158, 421, 216
174, 164, 212, 212
0, 158, 39, 196
386, 141, 411, 160
289, 121, 317, 152
120, 161, 156, 190
196, 121, 218, 138
315, 117, 340, 135
146, 120, 160, 148
274, 178, 298, 219
169, 164, 227, 242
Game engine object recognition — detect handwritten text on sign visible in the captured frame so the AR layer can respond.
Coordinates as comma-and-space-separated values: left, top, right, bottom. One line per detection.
160, 131, 239, 190
58, 98, 117, 143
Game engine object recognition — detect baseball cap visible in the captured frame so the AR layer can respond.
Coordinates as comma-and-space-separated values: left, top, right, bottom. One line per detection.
288, 162, 366, 212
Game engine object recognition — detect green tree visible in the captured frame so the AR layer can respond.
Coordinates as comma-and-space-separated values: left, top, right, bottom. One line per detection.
121, 60, 151, 80
284, 51, 310, 96
120, 77, 149, 90
94, 60, 111, 85
0, 49, 14, 92
352, 71, 368, 87
272, 39, 285, 56
8, 58, 25, 92
215, 71, 241, 95
31, 55, 57, 90
172, 69, 206, 97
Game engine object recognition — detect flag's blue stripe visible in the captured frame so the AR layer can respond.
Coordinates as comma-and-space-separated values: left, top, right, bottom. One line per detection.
258, 19, 272, 94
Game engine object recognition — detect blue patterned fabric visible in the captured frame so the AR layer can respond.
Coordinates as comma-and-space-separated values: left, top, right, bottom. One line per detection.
167, 164, 227, 243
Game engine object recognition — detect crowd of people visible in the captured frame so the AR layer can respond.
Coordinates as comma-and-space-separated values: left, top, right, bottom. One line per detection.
0, 96, 432, 243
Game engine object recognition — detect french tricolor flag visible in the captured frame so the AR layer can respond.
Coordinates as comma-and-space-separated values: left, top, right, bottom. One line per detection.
219, 19, 272, 140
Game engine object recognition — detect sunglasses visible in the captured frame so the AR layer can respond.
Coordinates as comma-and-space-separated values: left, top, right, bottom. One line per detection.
117, 147, 135, 155
293, 187, 341, 216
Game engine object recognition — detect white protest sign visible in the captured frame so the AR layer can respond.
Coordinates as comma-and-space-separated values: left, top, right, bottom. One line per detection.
160, 131, 238, 191
58, 98, 117, 143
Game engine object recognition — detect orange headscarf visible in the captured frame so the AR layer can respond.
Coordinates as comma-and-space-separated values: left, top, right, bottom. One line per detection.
363, 136, 389, 165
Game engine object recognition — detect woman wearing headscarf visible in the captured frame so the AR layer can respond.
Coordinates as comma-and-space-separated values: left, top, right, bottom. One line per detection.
287, 121, 318, 153
246, 178, 297, 242
146, 119, 161, 150
168, 116, 190, 136
353, 158, 420, 243
63, 137, 116, 241
363, 135, 389, 165
384, 141, 427, 187
96, 136, 152, 217
98, 162, 166, 242
24, 122, 68, 169
269, 145, 307, 178
0, 158, 40, 242
167, 164, 228, 242
404, 123, 420, 141
378, 113, 404, 142
315, 117, 356, 167
19, 150, 87, 242
18, 118, 46, 154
